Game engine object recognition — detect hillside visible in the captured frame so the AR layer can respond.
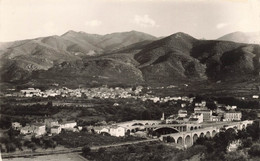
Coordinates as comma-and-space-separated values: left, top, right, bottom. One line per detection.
218, 31, 260, 44
134, 33, 260, 84
0, 31, 260, 91
0, 30, 157, 83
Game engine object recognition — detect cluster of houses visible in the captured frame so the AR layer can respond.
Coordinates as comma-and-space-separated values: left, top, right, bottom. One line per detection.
89, 120, 161, 137
3, 86, 258, 105
165, 101, 242, 124
12, 119, 78, 137
17, 86, 142, 99
6, 87, 197, 104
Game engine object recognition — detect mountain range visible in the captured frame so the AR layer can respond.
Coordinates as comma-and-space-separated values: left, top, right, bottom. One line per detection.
0, 30, 259, 90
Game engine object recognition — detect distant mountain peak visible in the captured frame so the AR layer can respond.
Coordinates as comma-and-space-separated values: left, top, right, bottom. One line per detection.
61, 30, 80, 37
218, 31, 260, 44
171, 32, 196, 39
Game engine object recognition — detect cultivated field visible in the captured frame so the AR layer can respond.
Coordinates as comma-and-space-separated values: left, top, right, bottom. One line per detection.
3, 153, 87, 161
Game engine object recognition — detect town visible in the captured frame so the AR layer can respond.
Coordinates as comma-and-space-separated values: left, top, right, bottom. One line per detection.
2, 90, 257, 142
4, 86, 260, 102
1, 86, 260, 161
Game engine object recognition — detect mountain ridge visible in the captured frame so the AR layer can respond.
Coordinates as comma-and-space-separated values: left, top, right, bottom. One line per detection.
0, 30, 259, 89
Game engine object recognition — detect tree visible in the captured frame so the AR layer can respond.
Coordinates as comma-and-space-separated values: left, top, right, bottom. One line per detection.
166, 136, 175, 143
13, 138, 23, 150
224, 128, 237, 143
128, 145, 135, 153
141, 110, 151, 120
43, 138, 56, 149
47, 101, 53, 107
27, 142, 37, 152
248, 144, 260, 157
5, 143, 16, 153
144, 145, 151, 152
157, 144, 164, 150
206, 101, 217, 110
241, 137, 253, 148
237, 129, 249, 140
98, 147, 106, 154
224, 151, 247, 161
82, 146, 91, 156
246, 121, 260, 141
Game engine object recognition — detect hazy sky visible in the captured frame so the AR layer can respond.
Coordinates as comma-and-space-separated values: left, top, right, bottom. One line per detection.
0, 0, 260, 42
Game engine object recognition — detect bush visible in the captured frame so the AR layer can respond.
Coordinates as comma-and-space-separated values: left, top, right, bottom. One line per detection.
27, 142, 37, 152
43, 138, 56, 149
144, 145, 151, 152
128, 145, 135, 153
98, 147, 106, 154
166, 136, 175, 143
157, 144, 164, 150
248, 144, 260, 157
242, 137, 253, 148
5, 143, 16, 153
82, 146, 91, 156
175, 145, 207, 161
224, 151, 247, 161
23, 140, 31, 147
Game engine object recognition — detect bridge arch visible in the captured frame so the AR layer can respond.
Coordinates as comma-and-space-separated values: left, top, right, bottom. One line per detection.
177, 137, 183, 145
153, 127, 179, 135
199, 132, 204, 138
242, 124, 246, 129
212, 130, 217, 137
194, 126, 197, 130
132, 123, 144, 126
185, 135, 192, 147
193, 134, 199, 143
206, 131, 211, 138
190, 127, 193, 131
100, 131, 110, 136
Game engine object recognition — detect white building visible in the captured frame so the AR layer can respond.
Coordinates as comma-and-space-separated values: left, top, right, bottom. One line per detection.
51, 126, 62, 134
189, 113, 203, 123
166, 115, 178, 124
223, 111, 242, 121
178, 109, 188, 117
20, 126, 34, 135
20, 88, 41, 97
12, 122, 22, 130
194, 107, 212, 122
100, 127, 110, 135
109, 125, 126, 137
20, 123, 46, 136
60, 121, 77, 130
32, 123, 46, 136
45, 119, 59, 129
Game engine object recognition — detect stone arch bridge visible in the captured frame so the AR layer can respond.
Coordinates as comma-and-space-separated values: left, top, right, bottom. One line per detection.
160, 127, 219, 147
159, 120, 253, 148
144, 124, 202, 135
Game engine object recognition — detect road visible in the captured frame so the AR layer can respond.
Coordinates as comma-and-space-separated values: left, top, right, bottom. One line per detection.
1, 138, 159, 159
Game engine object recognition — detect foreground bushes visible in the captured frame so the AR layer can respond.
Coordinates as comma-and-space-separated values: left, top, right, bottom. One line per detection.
248, 144, 260, 157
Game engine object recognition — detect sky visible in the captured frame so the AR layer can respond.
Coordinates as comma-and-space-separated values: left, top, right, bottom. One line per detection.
0, 0, 260, 42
